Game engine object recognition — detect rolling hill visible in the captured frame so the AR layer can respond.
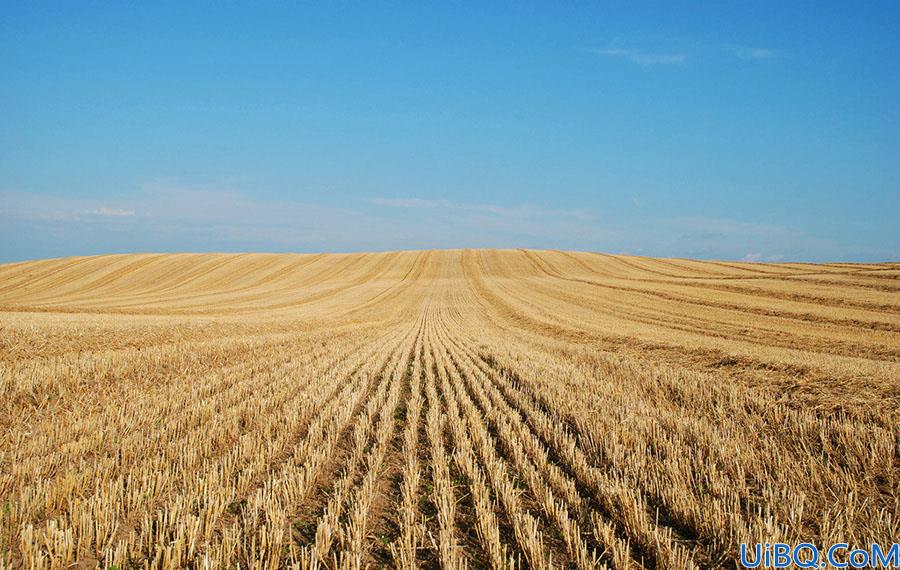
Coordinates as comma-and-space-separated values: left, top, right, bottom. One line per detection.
1, 249, 897, 568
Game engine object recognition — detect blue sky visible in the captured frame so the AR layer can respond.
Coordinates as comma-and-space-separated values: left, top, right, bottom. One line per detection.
1, 2, 898, 262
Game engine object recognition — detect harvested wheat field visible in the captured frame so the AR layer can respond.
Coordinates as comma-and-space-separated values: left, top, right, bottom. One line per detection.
0, 249, 898, 569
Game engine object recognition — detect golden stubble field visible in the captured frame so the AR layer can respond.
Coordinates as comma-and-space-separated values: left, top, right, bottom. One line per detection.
0, 249, 897, 569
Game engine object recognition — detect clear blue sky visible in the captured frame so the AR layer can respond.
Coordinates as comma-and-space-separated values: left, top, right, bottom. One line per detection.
2, 2, 898, 262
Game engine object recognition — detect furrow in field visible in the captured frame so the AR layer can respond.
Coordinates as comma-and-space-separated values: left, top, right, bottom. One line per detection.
390, 318, 427, 570
438, 326, 614, 570
568, 252, 900, 313
194, 323, 417, 569
474, 335, 896, 565
430, 317, 562, 570
117, 325, 406, 569
439, 329, 642, 569
507, 272, 898, 362
3, 340, 290, 511
1, 249, 896, 570
0, 327, 364, 465
421, 325, 467, 570
460, 250, 900, 420
516, 250, 898, 361
539, 251, 900, 333
446, 333, 706, 569
5, 333, 343, 527
284, 324, 415, 570
15, 328, 386, 568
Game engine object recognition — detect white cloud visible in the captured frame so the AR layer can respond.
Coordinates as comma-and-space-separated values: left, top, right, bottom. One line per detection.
674, 216, 792, 238
731, 46, 775, 60
371, 197, 594, 221
0, 187, 399, 255
371, 197, 445, 209
741, 252, 763, 262
0, 189, 887, 263
82, 207, 136, 217
741, 252, 786, 262
590, 40, 777, 66
592, 48, 686, 65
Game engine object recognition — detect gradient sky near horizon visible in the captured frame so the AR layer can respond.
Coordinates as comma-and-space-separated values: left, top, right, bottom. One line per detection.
2, 2, 898, 263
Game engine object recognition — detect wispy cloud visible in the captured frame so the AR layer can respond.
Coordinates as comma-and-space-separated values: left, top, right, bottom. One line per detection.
370, 198, 441, 209
371, 197, 595, 221
0, 192, 135, 222
1, 189, 888, 263
666, 216, 800, 261
0, 187, 398, 257
0, 188, 615, 260
730, 45, 775, 60
81, 207, 136, 217
590, 39, 777, 66
591, 47, 686, 65
740, 252, 784, 262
